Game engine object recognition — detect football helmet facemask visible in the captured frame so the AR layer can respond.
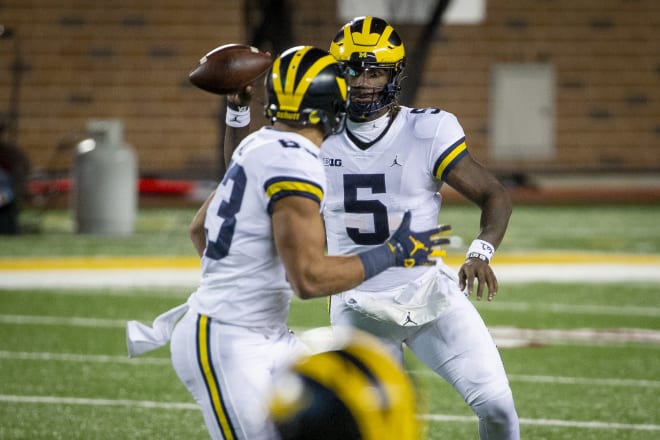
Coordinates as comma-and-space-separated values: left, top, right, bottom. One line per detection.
329, 16, 406, 121
265, 46, 349, 138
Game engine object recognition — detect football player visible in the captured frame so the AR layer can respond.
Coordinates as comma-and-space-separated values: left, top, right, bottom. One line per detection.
220, 17, 520, 440
323, 17, 519, 439
128, 46, 449, 440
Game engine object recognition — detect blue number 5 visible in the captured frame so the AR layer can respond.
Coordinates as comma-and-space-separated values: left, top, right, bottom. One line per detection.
343, 174, 389, 245
205, 164, 247, 260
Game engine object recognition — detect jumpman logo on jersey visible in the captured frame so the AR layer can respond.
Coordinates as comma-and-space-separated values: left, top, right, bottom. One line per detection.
390, 154, 403, 167
402, 312, 417, 326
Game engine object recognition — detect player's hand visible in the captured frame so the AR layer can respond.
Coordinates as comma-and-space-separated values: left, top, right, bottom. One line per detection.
227, 50, 270, 107
458, 258, 498, 301
227, 85, 254, 108
387, 211, 451, 268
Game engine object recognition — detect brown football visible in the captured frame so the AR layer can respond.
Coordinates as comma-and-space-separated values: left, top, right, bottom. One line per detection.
189, 44, 272, 95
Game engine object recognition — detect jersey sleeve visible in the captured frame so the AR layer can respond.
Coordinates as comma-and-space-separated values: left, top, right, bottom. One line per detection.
260, 140, 326, 215
425, 111, 468, 181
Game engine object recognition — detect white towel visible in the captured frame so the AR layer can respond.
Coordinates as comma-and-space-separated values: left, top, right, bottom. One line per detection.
342, 266, 455, 326
126, 303, 189, 357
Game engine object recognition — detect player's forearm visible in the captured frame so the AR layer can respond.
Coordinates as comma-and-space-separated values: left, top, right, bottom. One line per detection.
224, 125, 249, 169
476, 184, 512, 249
288, 255, 368, 300
189, 191, 214, 257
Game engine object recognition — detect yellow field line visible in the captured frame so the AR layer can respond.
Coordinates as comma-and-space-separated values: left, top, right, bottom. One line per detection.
0, 253, 659, 271
0, 256, 201, 270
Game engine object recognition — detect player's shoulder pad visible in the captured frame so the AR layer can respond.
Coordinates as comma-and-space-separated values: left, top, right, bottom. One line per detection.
408, 107, 457, 140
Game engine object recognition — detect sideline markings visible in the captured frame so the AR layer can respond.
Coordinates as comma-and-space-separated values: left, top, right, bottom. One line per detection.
480, 301, 660, 317
2, 314, 659, 346
0, 256, 201, 270
0, 350, 169, 365
2, 350, 660, 389
408, 368, 660, 388
1, 394, 657, 432
422, 414, 660, 431
2, 252, 660, 271
2, 254, 660, 288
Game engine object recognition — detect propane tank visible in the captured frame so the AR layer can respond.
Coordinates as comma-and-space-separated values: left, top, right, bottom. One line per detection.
72, 119, 137, 235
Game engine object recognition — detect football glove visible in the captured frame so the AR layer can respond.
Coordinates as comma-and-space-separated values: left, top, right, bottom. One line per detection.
386, 210, 451, 267
358, 211, 452, 280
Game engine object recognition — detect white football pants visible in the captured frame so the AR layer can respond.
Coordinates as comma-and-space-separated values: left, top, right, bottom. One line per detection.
170, 309, 303, 440
330, 285, 520, 440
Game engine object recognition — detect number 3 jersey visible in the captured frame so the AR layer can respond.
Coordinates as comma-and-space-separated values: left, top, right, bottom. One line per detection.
189, 127, 326, 326
321, 106, 468, 292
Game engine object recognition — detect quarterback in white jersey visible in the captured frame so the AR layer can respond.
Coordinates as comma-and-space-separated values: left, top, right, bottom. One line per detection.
323, 107, 466, 294
323, 17, 521, 440
127, 46, 448, 440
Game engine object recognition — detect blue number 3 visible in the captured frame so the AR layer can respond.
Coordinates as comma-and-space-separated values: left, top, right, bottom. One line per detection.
205, 164, 247, 260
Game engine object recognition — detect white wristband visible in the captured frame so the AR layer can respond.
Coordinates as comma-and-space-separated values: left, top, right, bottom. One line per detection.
226, 105, 250, 128
466, 239, 495, 263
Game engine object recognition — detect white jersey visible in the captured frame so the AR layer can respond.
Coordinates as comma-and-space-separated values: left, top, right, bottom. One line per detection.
321, 106, 467, 291
189, 126, 326, 326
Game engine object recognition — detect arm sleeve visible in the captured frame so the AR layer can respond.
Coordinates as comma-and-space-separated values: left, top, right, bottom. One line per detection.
427, 112, 469, 181
261, 141, 327, 215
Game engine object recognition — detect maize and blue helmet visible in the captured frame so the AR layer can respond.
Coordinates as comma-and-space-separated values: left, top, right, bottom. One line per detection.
265, 46, 349, 137
269, 328, 420, 440
329, 16, 406, 121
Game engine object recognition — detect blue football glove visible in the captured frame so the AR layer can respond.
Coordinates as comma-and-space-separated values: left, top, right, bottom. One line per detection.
358, 211, 452, 279
386, 210, 452, 267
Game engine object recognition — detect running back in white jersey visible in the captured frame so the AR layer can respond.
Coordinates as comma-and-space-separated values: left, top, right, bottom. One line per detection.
189, 126, 326, 326
321, 106, 467, 291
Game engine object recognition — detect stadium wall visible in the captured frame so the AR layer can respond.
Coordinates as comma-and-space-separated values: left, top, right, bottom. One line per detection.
0, 0, 658, 181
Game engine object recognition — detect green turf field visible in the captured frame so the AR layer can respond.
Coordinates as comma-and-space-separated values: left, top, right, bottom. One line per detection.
3, 204, 660, 257
1, 205, 659, 439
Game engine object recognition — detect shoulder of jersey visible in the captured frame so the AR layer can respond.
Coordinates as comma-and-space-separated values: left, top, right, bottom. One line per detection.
402, 107, 458, 140
241, 131, 320, 165
262, 137, 325, 187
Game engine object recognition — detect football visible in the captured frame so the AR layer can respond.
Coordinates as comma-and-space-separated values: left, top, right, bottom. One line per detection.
189, 43, 272, 95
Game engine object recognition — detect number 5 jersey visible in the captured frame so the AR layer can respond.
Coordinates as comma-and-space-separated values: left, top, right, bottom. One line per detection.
321, 107, 467, 293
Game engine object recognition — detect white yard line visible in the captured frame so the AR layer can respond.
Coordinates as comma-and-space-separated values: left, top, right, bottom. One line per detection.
507, 374, 660, 388
481, 302, 660, 317
494, 264, 660, 283
0, 314, 126, 327
2, 313, 659, 347
0, 394, 657, 432
408, 369, 660, 388
0, 350, 169, 365
1, 262, 660, 289
0, 269, 201, 289
4, 349, 658, 389
0, 394, 198, 410
422, 414, 660, 431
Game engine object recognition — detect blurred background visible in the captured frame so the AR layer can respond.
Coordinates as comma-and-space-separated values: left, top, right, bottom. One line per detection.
0, 0, 658, 235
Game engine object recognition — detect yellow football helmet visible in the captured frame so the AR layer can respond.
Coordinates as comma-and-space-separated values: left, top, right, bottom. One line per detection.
269, 328, 421, 440
265, 46, 349, 137
329, 16, 406, 120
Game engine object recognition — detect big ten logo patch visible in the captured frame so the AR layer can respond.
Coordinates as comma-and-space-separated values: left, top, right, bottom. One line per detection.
323, 158, 343, 167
